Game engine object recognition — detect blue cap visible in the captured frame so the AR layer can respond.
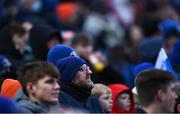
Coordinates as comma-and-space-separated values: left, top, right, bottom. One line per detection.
47, 44, 78, 64
134, 62, 154, 78
0, 55, 11, 71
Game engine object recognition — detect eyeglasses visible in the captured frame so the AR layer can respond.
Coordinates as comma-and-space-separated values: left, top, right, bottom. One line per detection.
79, 65, 90, 72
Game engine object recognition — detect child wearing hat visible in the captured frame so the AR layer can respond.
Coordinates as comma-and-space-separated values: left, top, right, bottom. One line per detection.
108, 84, 136, 113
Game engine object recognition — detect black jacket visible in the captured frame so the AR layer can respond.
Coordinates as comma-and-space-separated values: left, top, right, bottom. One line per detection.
29, 24, 62, 60
59, 84, 106, 113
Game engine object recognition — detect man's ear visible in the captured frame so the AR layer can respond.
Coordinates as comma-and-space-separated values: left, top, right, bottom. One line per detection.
177, 104, 180, 113
156, 89, 165, 102
71, 74, 78, 85
26, 82, 34, 94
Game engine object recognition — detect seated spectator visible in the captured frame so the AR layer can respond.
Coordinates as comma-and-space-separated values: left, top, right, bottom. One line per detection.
71, 32, 107, 85
108, 84, 135, 113
71, 32, 93, 63
56, 56, 105, 113
160, 19, 179, 55
0, 79, 21, 99
174, 82, 180, 113
135, 69, 177, 113
14, 61, 60, 113
91, 83, 113, 113
0, 22, 33, 66
132, 62, 154, 113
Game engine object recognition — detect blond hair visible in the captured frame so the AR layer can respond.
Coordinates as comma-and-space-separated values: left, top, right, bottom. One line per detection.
91, 84, 111, 98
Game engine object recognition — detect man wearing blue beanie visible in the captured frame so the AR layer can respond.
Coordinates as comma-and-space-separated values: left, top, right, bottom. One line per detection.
56, 56, 105, 113
47, 44, 78, 64
160, 19, 180, 55
160, 19, 179, 39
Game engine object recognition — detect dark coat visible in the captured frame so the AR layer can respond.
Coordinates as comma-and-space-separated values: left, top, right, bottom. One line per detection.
59, 84, 106, 113
29, 24, 62, 60
0, 26, 23, 62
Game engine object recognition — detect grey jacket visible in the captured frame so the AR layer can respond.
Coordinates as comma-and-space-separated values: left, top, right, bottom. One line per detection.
14, 89, 53, 113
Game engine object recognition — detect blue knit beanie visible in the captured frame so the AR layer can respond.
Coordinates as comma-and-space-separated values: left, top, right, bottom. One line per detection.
160, 19, 180, 39
0, 55, 11, 71
47, 44, 78, 64
133, 62, 154, 78
172, 39, 180, 66
0, 96, 19, 113
56, 56, 86, 83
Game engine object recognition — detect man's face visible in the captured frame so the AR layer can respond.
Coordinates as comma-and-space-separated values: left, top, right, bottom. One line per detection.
99, 93, 113, 112
72, 64, 94, 88
161, 83, 177, 112
30, 75, 60, 104
13, 33, 29, 50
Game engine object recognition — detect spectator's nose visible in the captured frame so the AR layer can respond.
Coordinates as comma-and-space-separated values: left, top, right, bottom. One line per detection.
54, 81, 60, 90
86, 67, 92, 75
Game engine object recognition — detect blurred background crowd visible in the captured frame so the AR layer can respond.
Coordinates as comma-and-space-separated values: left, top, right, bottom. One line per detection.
0, 0, 180, 113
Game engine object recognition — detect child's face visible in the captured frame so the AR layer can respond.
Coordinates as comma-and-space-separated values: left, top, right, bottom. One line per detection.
116, 92, 131, 111
99, 93, 113, 112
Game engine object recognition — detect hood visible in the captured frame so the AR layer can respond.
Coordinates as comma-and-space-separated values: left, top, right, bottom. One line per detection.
108, 84, 135, 113
0, 79, 21, 99
29, 24, 62, 60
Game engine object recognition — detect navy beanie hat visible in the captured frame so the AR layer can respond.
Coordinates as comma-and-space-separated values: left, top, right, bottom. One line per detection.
0, 55, 11, 71
56, 56, 86, 83
172, 39, 180, 66
134, 62, 154, 78
47, 44, 78, 64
